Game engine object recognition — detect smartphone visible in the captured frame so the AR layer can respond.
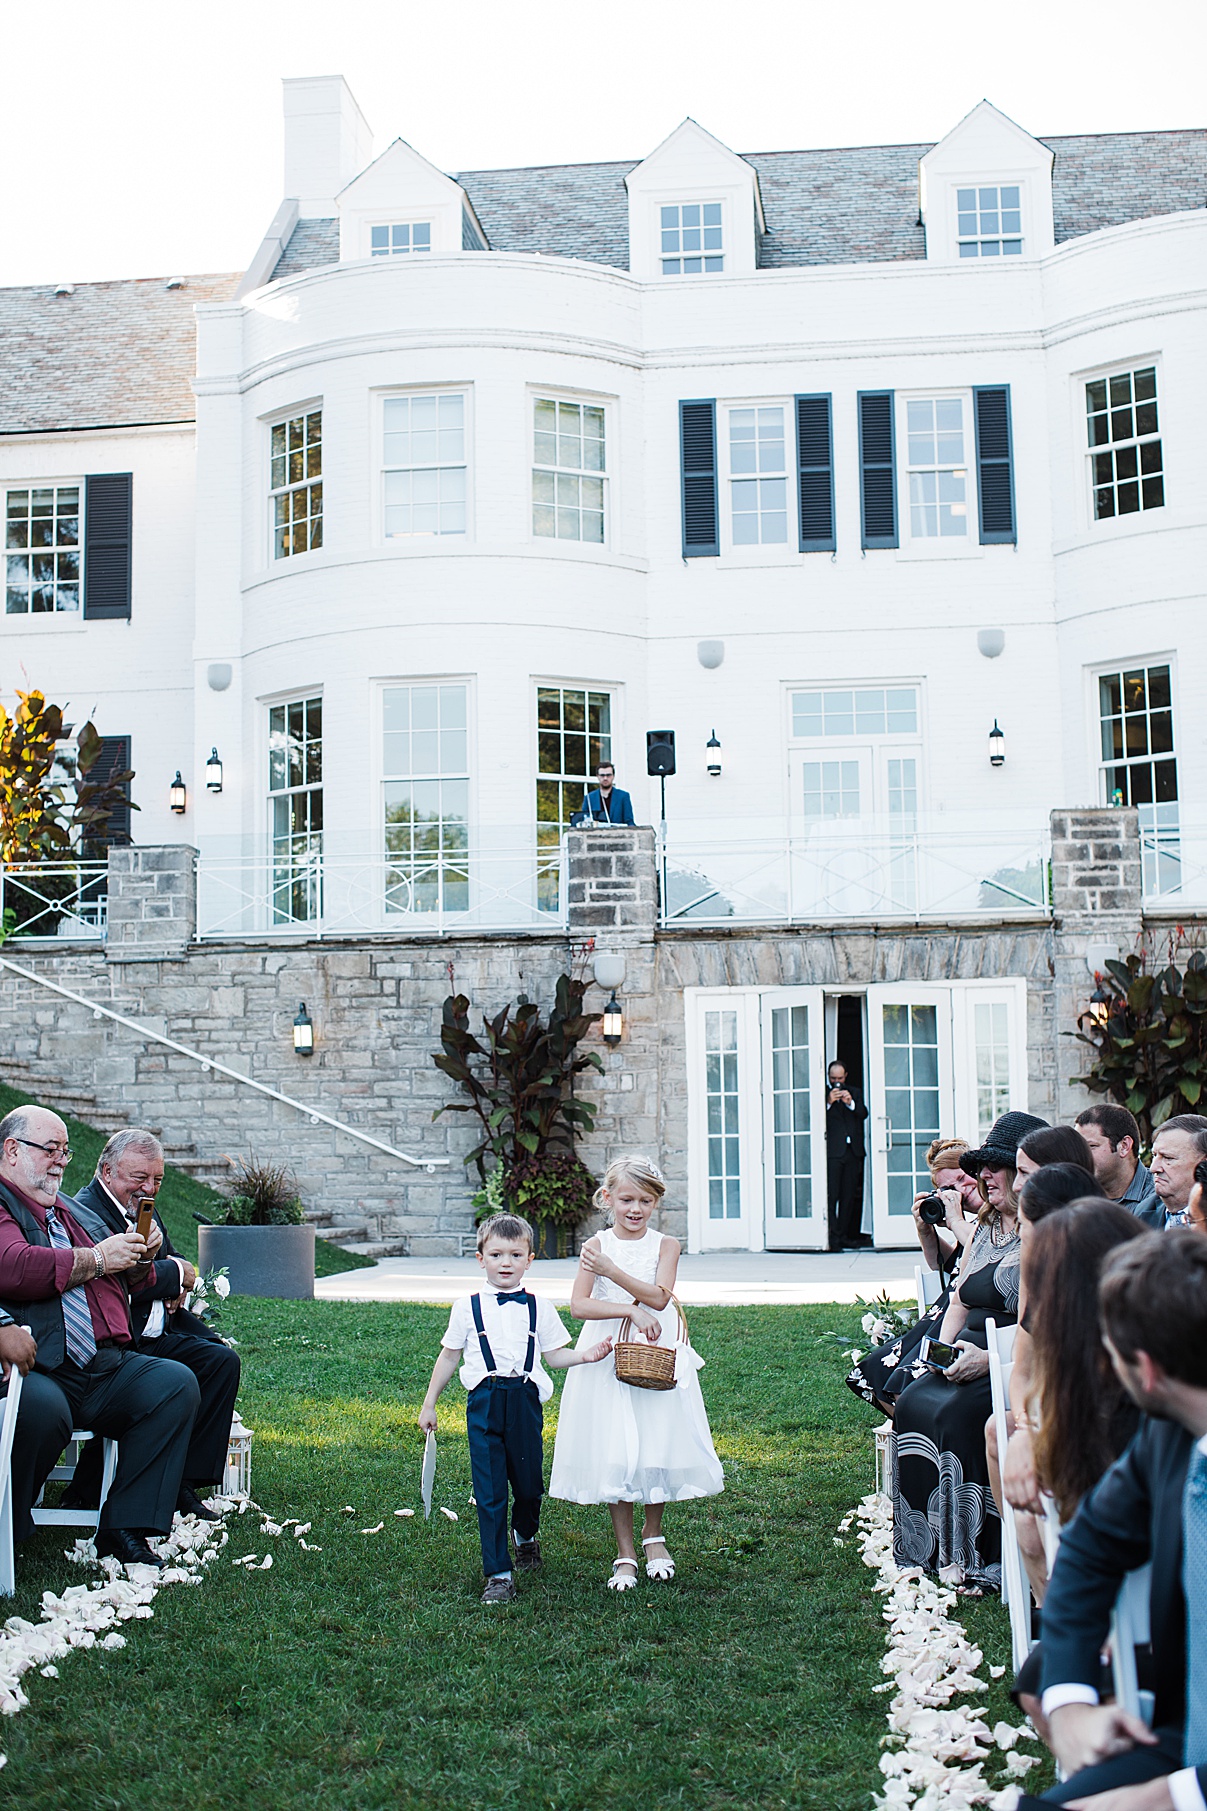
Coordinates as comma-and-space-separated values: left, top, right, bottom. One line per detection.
919, 1337, 959, 1370
134, 1201, 155, 1246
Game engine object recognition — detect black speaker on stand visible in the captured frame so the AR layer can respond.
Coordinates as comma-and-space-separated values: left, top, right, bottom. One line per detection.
647, 731, 675, 921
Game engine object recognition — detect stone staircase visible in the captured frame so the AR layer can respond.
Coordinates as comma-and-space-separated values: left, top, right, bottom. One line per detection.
0, 1058, 405, 1255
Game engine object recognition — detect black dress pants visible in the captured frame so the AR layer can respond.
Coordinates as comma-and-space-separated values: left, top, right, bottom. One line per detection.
45, 1348, 199, 1535
828, 1155, 864, 1249
72, 1320, 240, 1494
466, 1376, 544, 1577
1, 1369, 73, 1542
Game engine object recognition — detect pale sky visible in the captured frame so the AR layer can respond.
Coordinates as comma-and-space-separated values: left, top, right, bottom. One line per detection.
1, 0, 1203, 287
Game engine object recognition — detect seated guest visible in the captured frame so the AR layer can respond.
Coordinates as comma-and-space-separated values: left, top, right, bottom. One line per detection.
1038, 1229, 1207, 1804
1189, 1159, 1207, 1236
1150, 1114, 1207, 1229
67, 1131, 240, 1523
1015, 1123, 1096, 1182
846, 1137, 978, 1414
890, 1111, 1046, 1585
1076, 1103, 1163, 1227
1019, 1162, 1107, 1226
0, 1107, 199, 1569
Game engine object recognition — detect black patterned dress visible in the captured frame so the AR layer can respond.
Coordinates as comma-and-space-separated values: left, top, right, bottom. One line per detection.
845, 1286, 950, 1410
890, 1222, 1021, 1588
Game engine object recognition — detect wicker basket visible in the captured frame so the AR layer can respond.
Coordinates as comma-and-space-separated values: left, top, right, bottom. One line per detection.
613, 1298, 689, 1392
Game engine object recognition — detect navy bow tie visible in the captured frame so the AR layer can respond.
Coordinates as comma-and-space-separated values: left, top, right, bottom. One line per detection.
496, 1290, 529, 1305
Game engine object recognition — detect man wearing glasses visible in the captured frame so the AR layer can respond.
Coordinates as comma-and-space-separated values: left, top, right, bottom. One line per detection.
0, 1105, 199, 1570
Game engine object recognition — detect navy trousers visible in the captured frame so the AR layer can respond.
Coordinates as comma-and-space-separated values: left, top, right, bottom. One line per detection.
465, 1376, 544, 1577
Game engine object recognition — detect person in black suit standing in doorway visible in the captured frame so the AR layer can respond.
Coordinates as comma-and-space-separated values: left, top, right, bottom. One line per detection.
826, 1061, 868, 1251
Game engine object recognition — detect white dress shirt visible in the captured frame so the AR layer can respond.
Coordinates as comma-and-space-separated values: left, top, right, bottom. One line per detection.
99, 1179, 181, 1341
442, 1290, 570, 1404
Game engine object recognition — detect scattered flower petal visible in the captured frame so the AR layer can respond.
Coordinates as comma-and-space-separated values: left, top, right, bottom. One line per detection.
439, 1508, 458, 1522
360, 1523, 384, 1535
394, 1509, 414, 1519
292, 1524, 311, 1537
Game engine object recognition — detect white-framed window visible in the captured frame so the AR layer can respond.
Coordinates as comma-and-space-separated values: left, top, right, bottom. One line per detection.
956, 185, 1022, 257
906, 397, 969, 538
536, 684, 612, 910
1086, 366, 1163, 522
370, 223, 431, 256
704, 1007, 742, 1219
382, 682, 469, 914
1098, 662, 1179, 894
791, 687, 919, 739
270, 410, 322, 560
268, 695, 323, 922
5, 484, 81, 613
532, 399, 605, 543
661, 202, 723, 275
973, 1001, 1011, 1135
383, 393, 466, 539
728, 406, 788, 545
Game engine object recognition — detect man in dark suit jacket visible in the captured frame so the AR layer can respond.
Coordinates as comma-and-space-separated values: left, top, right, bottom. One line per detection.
581, 762, 636, 825
68, 1129, 240, 1523
1039, 1230, 1207, 1805
825, 1062, 868, 1251
0, 1105, 199, 1570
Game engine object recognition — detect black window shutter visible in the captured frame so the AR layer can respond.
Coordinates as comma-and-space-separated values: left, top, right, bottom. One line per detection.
89, 736, 133, 847
973, 386, 1016, 545
680, 400, 718, 557
83, 473, 132, 619
795, 394, 835, 552
858, 392, 897, 549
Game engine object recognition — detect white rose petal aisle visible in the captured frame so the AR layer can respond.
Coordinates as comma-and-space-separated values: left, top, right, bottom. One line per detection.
841, 1492, 1043, 1809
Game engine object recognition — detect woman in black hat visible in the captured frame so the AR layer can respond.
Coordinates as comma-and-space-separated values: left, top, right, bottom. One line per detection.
890, 1110, 1048, 1588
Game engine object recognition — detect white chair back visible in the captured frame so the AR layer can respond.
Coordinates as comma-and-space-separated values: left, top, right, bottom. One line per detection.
914, 1265, 943, 1318
987, 1316, 1033, 1671
1110, 1563, 1154, 1726
0, 1368, 25, 1596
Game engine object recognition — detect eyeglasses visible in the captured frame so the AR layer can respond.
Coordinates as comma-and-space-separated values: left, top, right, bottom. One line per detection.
11, 1139, 73, 1164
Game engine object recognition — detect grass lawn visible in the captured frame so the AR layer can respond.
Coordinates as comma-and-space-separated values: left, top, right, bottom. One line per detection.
0, 1297, 1037, 1810
0, 1080, 374, 1276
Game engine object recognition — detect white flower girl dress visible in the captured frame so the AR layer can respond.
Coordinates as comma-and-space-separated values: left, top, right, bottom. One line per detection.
549, 1226, 724, 1504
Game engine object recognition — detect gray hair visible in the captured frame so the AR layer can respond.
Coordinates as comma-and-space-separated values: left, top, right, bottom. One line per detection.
99, 1129, 164, 1173
0, 1108, 32, 1146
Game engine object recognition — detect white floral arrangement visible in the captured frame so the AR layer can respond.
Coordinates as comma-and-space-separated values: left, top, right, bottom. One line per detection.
842, 1291, 919, 1365
184, 1266, 231, 1330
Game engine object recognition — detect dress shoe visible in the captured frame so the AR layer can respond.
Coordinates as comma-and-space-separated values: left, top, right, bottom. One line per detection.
95, 1528, 165, 1569
513, 1537, 543, 1571
176, 1484, 221, 1522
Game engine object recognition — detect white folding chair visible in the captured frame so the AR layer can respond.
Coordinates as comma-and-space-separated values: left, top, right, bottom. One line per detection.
1110, 1563, 1154, 1726
987, 1316, 1033, 1670
914, 1265, 943, 1318
31, 1429, 118, 1529
0, 1367, 25, 1595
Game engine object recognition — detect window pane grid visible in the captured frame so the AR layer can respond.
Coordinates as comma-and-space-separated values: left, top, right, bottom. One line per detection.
268, 696, 323, 921
956, 184, 1022, 257
384, 394, 466, 538
791, 688, 919, 739
370, 223, 432, 256
532, 399, 606, 543
907, 398, 968, 538
883, 1003, 941, 1214
730, 407, 787, 544
705, 1010, 742, 1219
270, 412, 322, 559
383, 683, 470, 914
1086, 367, 1163, 520
5, 486, 81, 614
973, 1001, 1011, 1140
771, 1004, 811, 1218
1098, 663, 1179, 892
535, 686, 611, 910
661, 202, 723, 276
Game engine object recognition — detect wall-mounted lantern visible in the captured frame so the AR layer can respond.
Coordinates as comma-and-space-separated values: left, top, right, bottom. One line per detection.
1088, 977, 1111, 1031
988, 721, 1005, 767
293, 1002, 315, 1055
169, 771, 187, 814
706, 730, 722, 778
602, 993, 624, 1046
205, 747, 224, 793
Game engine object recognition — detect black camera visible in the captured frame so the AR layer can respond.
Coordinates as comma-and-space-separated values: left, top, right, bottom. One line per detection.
916, 1193, 948, 1227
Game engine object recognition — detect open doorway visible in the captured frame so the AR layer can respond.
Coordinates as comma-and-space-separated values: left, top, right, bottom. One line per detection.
824, 992, 871, 1246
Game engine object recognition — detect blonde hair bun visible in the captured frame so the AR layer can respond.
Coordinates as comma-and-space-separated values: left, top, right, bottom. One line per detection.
593, 1153, 667, 1218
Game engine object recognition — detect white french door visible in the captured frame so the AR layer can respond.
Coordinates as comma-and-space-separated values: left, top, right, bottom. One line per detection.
866, 984, 955, 1248
760, 987, 828, 1249
688, 993, 762, 1249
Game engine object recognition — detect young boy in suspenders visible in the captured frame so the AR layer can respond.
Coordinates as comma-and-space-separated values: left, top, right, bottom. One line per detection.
420, 1212, 613, 1603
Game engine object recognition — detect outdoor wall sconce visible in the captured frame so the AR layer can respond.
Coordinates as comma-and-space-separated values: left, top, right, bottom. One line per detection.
169, 771, 187, 814
1088, 978, 1111, 1031
706, 730, 722, 777
205, 747, 224, 793
293, 1002, 315, 1055
988, 721, 1005, 767
602, 993, 624, 1047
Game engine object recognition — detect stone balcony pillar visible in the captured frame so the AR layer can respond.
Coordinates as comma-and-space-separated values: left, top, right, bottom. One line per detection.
564, 827, 659, 938
105, 845, 197, 959
1048, 807, 1143, 1120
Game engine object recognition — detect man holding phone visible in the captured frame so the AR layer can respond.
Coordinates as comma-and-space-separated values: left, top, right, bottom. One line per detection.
69, 1129, 240, 1523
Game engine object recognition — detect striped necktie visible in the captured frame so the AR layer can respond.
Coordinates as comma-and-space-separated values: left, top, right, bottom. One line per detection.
1182, 1443, 1207, 1766
45, 1201, 97, 1367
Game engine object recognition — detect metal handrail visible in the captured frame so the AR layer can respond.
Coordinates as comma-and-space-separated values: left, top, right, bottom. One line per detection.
0, 954, 447, 1172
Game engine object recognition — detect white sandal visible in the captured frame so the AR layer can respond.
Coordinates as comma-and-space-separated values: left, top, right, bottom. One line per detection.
642, 1535, 675, 1581
607, 1557, 639, 1592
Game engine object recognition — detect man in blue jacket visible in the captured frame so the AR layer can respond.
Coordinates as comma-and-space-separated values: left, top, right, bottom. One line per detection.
582, 762, 635, 826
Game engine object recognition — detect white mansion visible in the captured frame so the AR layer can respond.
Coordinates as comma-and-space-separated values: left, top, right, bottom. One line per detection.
0, 79, 1204, 1254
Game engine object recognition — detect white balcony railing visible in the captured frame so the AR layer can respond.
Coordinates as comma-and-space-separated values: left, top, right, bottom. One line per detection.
0, 862, 109, 941
660, 821, 1052, 926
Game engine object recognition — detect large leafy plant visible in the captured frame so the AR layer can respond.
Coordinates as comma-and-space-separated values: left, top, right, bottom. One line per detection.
432, 973, 602, 1185
0, 689, 136, 863
1073, 950, 1207, 1144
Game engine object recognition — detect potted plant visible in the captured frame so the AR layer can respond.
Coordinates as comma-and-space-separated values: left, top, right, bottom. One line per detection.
502, 1149, 598, 1258
196, 1157, 315, 1299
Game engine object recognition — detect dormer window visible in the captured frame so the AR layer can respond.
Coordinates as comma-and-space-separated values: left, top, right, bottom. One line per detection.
956, 186, 1022, 257
661, 203, 723, 275
370, 222, 431, 256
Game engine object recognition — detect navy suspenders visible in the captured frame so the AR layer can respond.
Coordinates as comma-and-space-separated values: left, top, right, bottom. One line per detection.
470, 1292, 537, 1379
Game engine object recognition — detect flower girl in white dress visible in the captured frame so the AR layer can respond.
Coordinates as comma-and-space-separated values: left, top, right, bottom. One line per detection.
549, 1154, 724, 1590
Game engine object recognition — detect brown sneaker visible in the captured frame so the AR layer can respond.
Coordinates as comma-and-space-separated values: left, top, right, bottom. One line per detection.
480, 1576, 517, 1605
513, 1538, 543, 1572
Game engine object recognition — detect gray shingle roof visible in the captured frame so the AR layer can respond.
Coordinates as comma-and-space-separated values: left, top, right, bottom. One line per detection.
0, 273, 240, 436
266, 127, 1206, 280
